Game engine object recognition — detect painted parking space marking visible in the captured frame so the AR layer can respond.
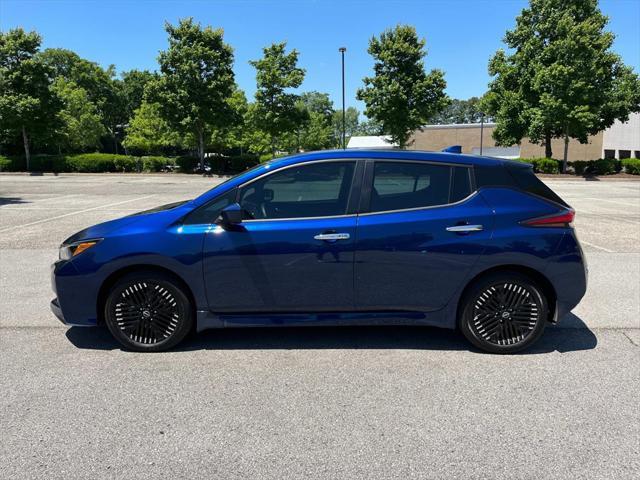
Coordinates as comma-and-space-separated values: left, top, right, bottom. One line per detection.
0, 195, 155, 233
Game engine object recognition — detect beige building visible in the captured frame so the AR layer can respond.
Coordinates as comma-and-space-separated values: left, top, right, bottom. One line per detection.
406, 113, 640, 160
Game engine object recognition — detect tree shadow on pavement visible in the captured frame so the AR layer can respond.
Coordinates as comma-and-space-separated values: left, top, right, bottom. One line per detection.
65, 312, 597, 354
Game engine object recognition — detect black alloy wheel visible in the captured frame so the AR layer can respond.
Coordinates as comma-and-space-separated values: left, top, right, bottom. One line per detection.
459, 272, 548, 353
104, 272, 193, 352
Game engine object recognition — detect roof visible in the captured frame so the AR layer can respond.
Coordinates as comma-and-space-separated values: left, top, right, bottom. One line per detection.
347, 135, 398, 148
194, 149, 516, 206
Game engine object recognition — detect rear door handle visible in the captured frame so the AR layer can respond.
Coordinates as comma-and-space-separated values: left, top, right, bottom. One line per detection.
446, 224, 483, 233
314, 233, 350, 241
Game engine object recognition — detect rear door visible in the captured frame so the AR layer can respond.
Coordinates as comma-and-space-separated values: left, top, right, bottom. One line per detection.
354, 160, 494, 311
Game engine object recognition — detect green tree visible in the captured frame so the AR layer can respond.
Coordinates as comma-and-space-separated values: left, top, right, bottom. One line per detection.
51, 78, 105, 151
0, 28, 61, 168
210, 87, 249, 153
430, 97, 484, 124
296, 92, 334, 151
120, 69, 155, 119
331, 107, 360, 146
250, 42, 306, 157
39, 48, 127, 153
147, 18, 236, 169
357, 25, 449, 148
123, 102, 181, 154
484, 0, 640, 171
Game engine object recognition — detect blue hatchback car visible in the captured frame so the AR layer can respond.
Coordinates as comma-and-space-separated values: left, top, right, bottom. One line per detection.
51, 149, 587, 353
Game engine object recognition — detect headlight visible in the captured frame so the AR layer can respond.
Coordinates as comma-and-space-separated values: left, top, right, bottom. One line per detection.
59, 239, 102, 260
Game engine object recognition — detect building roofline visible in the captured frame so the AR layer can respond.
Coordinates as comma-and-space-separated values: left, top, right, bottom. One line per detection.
419, 122, 497, 130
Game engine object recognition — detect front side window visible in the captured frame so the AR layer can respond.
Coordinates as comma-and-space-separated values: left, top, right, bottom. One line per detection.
183, 188, 237, 224
370, 162, 469, 212
239, 161, 355, 220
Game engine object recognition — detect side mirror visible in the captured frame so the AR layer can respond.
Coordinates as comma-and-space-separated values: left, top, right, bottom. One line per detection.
216, 203, 243, 226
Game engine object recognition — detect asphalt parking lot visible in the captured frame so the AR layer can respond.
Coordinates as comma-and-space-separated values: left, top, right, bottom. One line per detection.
1, 173, 639, 479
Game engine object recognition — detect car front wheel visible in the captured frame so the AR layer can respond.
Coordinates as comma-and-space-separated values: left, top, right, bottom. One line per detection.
104, 272, 193, 352
458, 272, 548, 353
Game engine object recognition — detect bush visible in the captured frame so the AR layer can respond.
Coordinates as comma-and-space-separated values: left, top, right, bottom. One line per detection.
571, 160, 590, 175
113, 156, 139, 172
622, 158, 640, 175
229, 153, 259, 172
592, 158, 620, 175
176, 155, 199, 172
0, 155, 12, 171
141, 156, 176, 172
516, 157, 561, 174
66, 153, 127, 173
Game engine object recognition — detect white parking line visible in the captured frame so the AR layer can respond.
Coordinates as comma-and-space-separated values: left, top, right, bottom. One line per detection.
0, 195, 155, 233
579, 239, 616, 253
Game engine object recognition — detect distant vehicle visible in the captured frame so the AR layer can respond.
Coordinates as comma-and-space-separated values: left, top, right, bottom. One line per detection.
51, 150, 587, 353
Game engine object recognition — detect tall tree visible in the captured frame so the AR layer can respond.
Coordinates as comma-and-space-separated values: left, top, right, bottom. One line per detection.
484, 0, 640, 170
297, 91, 334, 151
120, 69, 155, 119
331, 107, 360, 147
250, 42, 305, 157
51, 78, 105, 152
39, 48, 127, 153
147, 18, 236, 169
0, 28, 61, 168
429, 97, 484, 124
123, 102, 181, 154
357, 25, 449, 148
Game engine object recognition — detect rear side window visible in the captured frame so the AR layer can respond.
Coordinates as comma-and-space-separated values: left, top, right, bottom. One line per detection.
370, 162, 470, 212
475, 164, 569, 208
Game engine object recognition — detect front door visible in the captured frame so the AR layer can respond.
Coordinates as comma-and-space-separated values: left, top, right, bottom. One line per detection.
203, 160, 359, 313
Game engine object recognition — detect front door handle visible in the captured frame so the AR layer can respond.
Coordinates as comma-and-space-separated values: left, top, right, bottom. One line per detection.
314, 232, 350, 241
446, 224, 484, 233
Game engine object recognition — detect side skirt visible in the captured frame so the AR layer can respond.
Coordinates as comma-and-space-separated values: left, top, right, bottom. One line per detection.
196, 309, 451, 332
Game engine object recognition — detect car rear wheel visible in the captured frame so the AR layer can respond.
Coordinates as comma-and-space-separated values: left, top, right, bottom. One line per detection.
104, 272, 193, 352
458, 272, 548, 353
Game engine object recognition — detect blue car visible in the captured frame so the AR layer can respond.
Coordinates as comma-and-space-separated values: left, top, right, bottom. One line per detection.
51, 149, 587, 353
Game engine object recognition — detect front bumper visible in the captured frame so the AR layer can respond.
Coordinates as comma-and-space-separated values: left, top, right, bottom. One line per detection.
50, 298, 66, 324
51, 259, 99, 326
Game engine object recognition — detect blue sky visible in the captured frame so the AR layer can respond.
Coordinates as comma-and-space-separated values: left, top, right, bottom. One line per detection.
2, 0, 639, 114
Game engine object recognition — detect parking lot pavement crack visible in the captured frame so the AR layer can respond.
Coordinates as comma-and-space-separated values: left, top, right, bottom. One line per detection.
622, 330, 639, 347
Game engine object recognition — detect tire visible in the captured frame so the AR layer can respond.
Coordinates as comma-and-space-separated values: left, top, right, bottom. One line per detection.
104, 271, 193, 352
458, 271, 548, 354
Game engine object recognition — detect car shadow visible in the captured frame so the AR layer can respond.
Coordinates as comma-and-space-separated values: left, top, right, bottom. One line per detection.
0, 196, 29, 206
65, 312, 597, 354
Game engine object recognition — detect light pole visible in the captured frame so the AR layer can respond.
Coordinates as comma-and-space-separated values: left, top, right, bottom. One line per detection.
339, 47, 346, 149
479, 112, 485, 156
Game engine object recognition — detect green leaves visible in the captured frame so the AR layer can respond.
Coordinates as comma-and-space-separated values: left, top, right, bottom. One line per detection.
249, 42, 306, 156
356, 25, 449, 148
146, 18, 236, 164
486, 0, 640, 167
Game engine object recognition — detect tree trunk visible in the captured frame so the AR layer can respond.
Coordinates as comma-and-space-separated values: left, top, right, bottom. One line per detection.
563, 131, 570, 174
198, 129, 205, 171
544, 130, 552, 159
22, 126, 31, 171
271, 137, 276, 159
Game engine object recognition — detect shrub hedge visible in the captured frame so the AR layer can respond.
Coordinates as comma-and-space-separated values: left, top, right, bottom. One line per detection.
515, 157, 561, 174
622, 158, 640, 175
1, 152, 638, 175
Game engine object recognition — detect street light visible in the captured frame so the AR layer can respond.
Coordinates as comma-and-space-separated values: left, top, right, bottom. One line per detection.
479, 112, 485, 156
339, 47, 346, 149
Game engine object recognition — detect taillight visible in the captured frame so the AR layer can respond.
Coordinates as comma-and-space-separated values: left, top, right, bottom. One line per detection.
521, 209, 575, 227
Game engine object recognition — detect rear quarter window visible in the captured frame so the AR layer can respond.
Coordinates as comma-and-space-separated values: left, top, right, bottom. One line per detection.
475, 164, 569, 208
